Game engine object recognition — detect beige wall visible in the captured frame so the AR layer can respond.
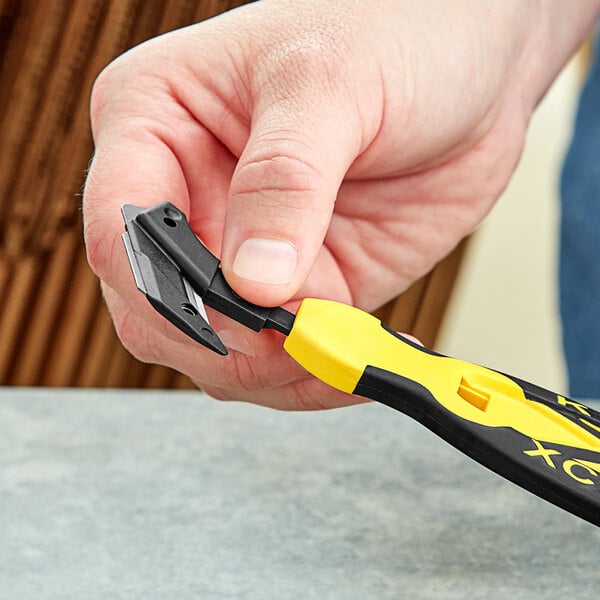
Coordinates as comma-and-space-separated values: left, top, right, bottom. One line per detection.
437, 55, 585, 394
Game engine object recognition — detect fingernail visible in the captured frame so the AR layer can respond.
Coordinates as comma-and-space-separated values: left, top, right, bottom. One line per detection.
232, 238, 297, 285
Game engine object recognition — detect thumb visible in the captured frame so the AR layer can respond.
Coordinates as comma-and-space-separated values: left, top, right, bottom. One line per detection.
220, 91, 361, 307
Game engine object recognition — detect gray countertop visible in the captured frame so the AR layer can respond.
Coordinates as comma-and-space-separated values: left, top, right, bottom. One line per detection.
0, 388, 598, 599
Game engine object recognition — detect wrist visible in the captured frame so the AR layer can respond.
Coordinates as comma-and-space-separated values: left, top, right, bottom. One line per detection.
514, 0, 600, 113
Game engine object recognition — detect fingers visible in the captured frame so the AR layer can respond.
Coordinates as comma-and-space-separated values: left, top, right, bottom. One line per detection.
200, 372, 365, 412
83, 48, 227, 325
219, 47, 366, 307
84, 139, 188, 299
82, 13, 381, 409
101, 282, 362, 410
84, 62, 190, 295
102, 283, 299, 386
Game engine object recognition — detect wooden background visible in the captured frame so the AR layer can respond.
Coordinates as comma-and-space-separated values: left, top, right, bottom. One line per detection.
0, 0, 466, 388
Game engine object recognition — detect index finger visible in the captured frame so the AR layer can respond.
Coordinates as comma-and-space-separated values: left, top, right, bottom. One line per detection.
83, 62, 235, 303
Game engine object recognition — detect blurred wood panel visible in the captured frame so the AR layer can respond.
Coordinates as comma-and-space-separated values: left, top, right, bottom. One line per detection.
10, 230, 80, 385
0, 0, 467, 388
0, 257, 38, 380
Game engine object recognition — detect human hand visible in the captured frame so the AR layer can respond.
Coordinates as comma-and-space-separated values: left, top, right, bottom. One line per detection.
83, 0, 598, 408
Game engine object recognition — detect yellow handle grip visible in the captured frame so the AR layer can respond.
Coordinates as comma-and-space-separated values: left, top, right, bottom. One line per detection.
284, 298, 600, 452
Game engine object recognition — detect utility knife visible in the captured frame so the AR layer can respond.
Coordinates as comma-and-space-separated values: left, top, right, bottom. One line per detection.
122, 201, 600, 527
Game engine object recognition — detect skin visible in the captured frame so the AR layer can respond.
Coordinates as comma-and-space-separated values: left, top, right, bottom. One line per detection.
83, 0, 600, 409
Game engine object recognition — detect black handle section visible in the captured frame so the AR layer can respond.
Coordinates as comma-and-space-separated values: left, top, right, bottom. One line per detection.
355, 366, 600, 527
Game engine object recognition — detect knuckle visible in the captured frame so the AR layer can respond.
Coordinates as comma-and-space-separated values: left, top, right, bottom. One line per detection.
82, 212, 117, 282
282, 44, 340, 86
89, 56, 129, 132
230, 152, 330, 219
81, 151, 119, 282
257, 28, 347, 94
240, 152, 322, 190
89, 65, 113, 126
90, 51, 164, 140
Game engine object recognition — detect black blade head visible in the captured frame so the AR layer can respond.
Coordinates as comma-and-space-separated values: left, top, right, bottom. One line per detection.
121, 206, 227, 356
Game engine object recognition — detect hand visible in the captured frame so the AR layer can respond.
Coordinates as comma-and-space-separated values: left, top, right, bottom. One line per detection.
83, 0, 598, 409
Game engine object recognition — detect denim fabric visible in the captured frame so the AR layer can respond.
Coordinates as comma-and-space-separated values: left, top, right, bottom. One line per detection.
560, 38, 600, 398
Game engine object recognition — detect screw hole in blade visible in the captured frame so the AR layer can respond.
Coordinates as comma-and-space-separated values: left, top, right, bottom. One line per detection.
181, 302, 198, 316
163, 205, 182, 220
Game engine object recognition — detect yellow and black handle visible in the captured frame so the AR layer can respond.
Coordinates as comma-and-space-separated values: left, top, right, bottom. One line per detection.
285, 299, 600, 527
123, 202, 600, 527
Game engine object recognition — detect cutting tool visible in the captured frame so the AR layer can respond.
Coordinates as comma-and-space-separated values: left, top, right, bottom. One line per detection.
122, 201, 600, 527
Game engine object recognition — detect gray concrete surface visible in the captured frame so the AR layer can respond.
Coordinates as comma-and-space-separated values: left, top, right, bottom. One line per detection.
0, 388, 598, 599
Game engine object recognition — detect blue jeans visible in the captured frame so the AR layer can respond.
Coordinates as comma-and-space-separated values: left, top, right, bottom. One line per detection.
560, 38, 600, 398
